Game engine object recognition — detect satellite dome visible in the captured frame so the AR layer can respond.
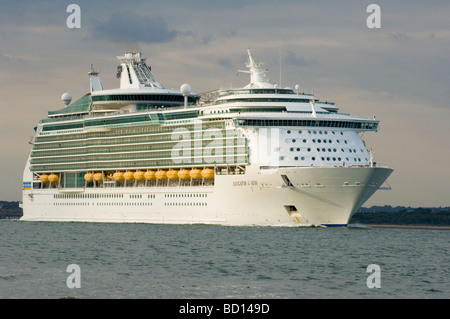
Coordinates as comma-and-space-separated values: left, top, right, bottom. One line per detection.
61, 92, 72, 107
180, 83, 192, 96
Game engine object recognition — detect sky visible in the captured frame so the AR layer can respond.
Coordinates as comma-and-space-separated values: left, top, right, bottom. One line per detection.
0, 0, 449, 207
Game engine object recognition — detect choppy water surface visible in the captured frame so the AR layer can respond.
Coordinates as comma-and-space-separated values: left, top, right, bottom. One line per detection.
0, 220, 448, 298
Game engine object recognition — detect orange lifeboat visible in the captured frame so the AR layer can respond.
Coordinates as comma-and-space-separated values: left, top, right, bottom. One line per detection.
84, 172, 94, 182
155, 170, 168, 180
167, 169, 179, 180
178, 169, 191, 180
113, 172, 124, 181
94, 172, 103, 182
144, 170, 156, 180
201, 168, 215, 179
48, 173, 59, 183
134, 171, 145, 180
189, 168, 202, 180
39, 174, 49, 183
124, 171, 135, 181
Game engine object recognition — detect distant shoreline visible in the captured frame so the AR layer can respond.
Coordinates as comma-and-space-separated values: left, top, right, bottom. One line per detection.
364, 224, 450, 230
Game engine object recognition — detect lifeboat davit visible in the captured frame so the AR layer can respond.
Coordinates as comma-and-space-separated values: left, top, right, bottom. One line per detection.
178, 169, 190, 180
113, 172, 124, 181
201, 168, 215, 179
39, 174, 49, 183
167, 169, 179, 180
155, 170, 168, 180
134, 171, 145, 180
189, 168, 202, 180
94, 172, 103, 182
84, 172, 94, 182
144, 170, 156, 180
48, 173, 59, 183
124, 171, 135, 181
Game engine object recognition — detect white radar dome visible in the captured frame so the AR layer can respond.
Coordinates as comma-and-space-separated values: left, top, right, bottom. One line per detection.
180, 83, 192, 96
61, 92, 72, 107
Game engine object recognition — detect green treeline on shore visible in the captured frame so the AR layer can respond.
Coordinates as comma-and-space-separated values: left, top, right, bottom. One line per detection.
1, 201, 450, 225
0, 201, 23, 219
350, 206, 450, 226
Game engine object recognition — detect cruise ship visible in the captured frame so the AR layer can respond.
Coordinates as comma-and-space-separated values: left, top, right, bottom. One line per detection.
21, 50, 393, 226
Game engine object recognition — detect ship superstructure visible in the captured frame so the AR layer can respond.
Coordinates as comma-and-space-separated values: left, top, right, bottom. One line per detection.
21, 50, 392, 226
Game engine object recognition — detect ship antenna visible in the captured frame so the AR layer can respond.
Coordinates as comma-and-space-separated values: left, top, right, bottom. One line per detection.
279, 47, 282, 88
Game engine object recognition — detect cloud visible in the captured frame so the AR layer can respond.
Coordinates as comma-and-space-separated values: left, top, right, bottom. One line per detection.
283, 50, 317, 66
90, 11, 179, 44
217, 58, 232, 68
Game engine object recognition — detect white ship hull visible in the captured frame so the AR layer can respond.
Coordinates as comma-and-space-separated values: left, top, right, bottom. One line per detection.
21, 166, 392, 227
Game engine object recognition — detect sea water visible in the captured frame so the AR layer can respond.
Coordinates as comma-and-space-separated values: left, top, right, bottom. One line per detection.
0, 220, 448, 299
